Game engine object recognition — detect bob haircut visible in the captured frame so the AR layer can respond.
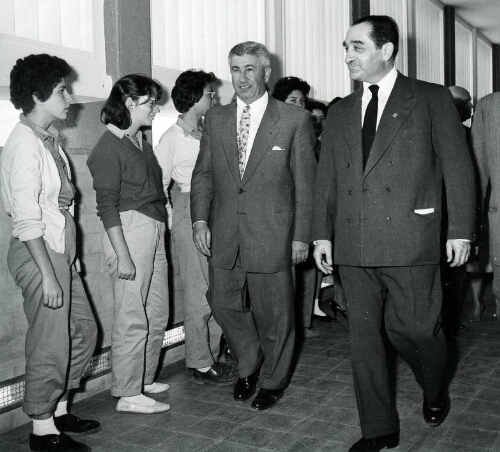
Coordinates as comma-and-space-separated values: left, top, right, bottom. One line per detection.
228, 41, 271, 69
353, 15, 399, 61
101, 74, 163, 129
306, 100, 327, 116
171, 70, 218, 113
271, 76, 311, 102
10, 54, 72, 114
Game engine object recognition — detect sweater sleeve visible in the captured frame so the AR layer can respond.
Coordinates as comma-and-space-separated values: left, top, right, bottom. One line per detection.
87, 137, 123, 230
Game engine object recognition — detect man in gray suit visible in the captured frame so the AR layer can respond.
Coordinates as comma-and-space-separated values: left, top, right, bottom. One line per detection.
471, 91, 500, 321
191, 41, 316, 411
313, 16, 475, 451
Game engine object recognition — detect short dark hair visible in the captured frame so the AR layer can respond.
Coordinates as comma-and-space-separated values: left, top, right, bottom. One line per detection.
171, 70, 218, 113
306, 100, 327, 116
101, 74, 162, 129
10, 54, 72, 114
353, 15, 399, 61
271, 76, 311, 102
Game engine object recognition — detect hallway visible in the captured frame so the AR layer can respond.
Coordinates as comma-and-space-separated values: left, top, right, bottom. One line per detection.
1, 287, 499, 452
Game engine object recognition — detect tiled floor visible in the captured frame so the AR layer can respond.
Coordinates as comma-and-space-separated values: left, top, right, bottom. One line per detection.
1, 285, 499, 452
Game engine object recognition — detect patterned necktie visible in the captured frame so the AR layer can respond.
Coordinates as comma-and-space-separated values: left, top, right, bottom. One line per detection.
362, 84, 379, 170
237, 105, 251, 178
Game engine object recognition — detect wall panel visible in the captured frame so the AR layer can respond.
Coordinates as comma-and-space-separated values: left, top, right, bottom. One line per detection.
477, 36, 493, 101
455, 20, 473, 94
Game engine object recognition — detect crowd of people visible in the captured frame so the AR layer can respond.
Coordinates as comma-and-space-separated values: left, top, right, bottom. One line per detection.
1, 13, 498, 452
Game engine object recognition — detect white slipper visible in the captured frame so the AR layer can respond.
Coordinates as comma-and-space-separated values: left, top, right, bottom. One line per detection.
144, 382, 170, 394
116, 397, 170, 414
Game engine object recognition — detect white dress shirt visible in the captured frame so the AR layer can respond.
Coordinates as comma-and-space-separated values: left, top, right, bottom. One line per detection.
236, 92, 269, 164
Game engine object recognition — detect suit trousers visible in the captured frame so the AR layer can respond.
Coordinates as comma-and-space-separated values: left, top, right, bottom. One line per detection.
7, 211, 97, 416
171, 191, 221, 368
208, 254, 295, 390
339, 264, 447, 438
294, 254, 318, 329
103, 210, 169, 397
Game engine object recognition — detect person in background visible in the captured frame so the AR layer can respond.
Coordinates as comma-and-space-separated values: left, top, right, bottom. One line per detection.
306, 99, 327, 158
314, 16, 474, 451
154, 70, 237, 385
0, 54, 99, 452
271, 76, 325, 337
87, 74, 170, 414
471, 91, 500, 322
191, 41, 316, 410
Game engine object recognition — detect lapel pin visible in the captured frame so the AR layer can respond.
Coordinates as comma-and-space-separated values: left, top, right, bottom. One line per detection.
393, 113, 398, 118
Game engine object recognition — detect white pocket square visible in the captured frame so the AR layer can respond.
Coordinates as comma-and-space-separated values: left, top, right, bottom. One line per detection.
414, 208, 435, 215
272, 146, 286, 151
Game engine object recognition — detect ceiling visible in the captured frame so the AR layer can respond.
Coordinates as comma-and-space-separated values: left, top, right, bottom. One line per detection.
440, 0, 500, 44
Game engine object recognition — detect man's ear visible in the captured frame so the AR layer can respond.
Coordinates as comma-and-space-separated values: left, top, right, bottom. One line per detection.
264, 66, 271, 83
382, 42, 395, 62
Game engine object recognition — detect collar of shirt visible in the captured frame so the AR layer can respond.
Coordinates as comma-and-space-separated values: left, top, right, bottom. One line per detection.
177, 115, 202, 140
20, 113, 59, 148
106, 123, 143, 149
361, 66, 398, 128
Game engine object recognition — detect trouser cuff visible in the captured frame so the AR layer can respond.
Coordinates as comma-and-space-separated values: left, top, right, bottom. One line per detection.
360, 417, 399, 439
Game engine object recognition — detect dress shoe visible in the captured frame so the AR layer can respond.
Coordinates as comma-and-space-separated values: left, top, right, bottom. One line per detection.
234, 370, 259, 401
193, 362, 238, 385
423, 389, 450, 427
303, 327, 321, 338
54, 414, 101, 437
144, 382, 170, 393
29, 432, 90, 452
116, 397, 170, 414
348, 431, 400, 452
251, 388, 284, 411
313, 314, 335, 324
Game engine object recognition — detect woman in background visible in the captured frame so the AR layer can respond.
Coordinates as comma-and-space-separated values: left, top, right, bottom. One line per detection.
87, 74, 170, 414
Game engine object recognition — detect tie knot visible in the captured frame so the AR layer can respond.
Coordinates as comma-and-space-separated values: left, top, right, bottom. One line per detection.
369, 85, 379, 97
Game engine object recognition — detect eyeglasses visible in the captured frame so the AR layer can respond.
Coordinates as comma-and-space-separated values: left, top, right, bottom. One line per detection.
203, 92, 216, 100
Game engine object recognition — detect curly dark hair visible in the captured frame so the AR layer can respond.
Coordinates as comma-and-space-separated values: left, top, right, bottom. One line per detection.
101, 73, 163, 129
171, 70, 218, 113
10, 54, 72, 114
271, 76, 310, 102
306, 99, 327, 116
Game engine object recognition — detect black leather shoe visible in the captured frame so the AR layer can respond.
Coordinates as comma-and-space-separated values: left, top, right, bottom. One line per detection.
250, 388, 284, 411
234, 370, 259, 401
423, 389, 450, 427
193, 362, 238, 385
313, 314, 335, 324
29, 432, 90, 452
54, 414, 101, 437
349, 431, 400, 452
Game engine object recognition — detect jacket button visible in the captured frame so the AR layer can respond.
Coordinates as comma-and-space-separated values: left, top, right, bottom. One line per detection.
388, 161, 393, 166
385, 187, 391, 192
348, 189, 352, 195
347, 218, 351, 223
387, 216, 392, 221
238, 188, 244, 194
347, 163, 350, 168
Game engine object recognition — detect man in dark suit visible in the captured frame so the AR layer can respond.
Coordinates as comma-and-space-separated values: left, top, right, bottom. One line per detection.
191, 41, 316, 411
313, 16, 475, 452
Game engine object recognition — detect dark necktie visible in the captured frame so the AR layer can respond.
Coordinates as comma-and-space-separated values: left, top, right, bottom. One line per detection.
362, 84, 379, 170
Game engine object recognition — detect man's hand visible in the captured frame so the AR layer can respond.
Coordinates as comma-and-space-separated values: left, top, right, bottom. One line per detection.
193, 222, 212, 257
117, 255, 136, 280
42, 274, 63, 309
292, 241, 309, 265
313, 240, 333, 274
446, 239, 471, 267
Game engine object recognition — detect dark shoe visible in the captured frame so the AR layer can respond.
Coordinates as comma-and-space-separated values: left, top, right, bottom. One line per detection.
349, 431, 400, 451
312, 314, 335, 324
318, 297, 348, 319
303, 327, 321, 338
423, 390, 450, 427
193, 362, 238, 385
234, 370, 259, 401
54, 414, 101, 437
29, 432, 91, 452
251, 388, 284, 411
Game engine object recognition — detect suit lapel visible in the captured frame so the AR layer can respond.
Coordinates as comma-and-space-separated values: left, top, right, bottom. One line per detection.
219, 102, 241, 184
364, 73, 417, 177
341, 88, 363, 180
241, 97, 279, 185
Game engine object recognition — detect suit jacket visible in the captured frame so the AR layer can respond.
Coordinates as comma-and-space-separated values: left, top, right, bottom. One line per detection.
314, 72, 475, 267
191, 97, 316, 273
471, 92, 500, 265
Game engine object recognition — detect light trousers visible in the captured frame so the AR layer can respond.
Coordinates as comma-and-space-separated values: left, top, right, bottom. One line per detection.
171, 191, 221, 368
103, 210, 169, 397
8, 212, 97, 416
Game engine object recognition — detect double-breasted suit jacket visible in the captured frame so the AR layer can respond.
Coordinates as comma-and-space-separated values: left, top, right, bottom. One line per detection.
191, 97, 316, 273
314, 72, 475, 265
471, 92, 500, 266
